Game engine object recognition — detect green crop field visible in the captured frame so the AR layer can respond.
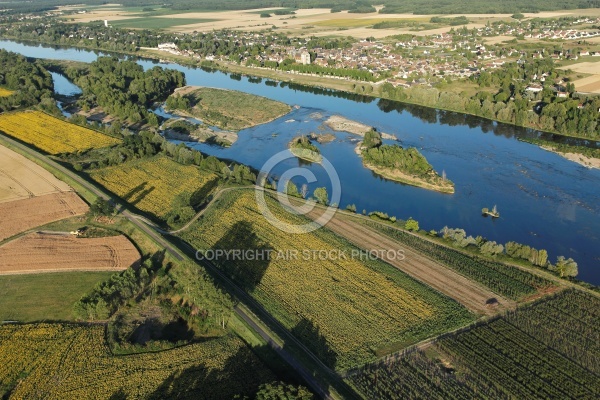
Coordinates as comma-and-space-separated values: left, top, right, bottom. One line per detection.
349, 289, 600, 399
0, 272, 114, 322
180, 190, 474, 370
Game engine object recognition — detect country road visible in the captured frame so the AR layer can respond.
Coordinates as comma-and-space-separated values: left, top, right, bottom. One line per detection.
0, 133, 342, 399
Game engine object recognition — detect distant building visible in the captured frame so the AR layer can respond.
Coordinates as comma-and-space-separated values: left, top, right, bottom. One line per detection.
300, 51, 311, 65
525, 85, 543, 93
104, 20, 108, 28
158, 42, 177, 51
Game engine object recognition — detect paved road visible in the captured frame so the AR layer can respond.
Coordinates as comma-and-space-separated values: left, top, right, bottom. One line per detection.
234, 305, 333, 400
0, 134, 340, 398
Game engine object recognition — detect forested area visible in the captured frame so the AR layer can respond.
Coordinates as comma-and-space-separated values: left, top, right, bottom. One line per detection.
0, 50, 54, 112
61, 57, 185, 123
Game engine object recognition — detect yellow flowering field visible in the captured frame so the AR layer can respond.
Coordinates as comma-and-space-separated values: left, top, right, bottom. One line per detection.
90, 155, 219, 221
0, 323, 275, 399
0, 111, 120, 154
181, 190, 473, 370
0, 87, 14, 97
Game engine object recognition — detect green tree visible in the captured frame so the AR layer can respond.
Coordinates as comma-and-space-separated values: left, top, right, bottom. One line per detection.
552, 256, 578, 278
405, 218, 419, 232
313, 187, 328, 205
285, 180, 300, 197
90, 198, 114, 216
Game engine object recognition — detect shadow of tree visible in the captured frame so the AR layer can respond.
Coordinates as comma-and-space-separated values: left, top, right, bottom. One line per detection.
121, 181, 147, 202
289, 318, 338, 370
189, 176, 219, 209
108, 388, 127, 400
120, 181, 156, 208
130, 317, 195, 345
148, 344, 277, 400
212, 221, 273, 292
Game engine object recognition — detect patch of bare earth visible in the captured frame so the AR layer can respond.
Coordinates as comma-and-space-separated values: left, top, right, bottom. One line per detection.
0, 232, 140, 274
0, 192, 89, 241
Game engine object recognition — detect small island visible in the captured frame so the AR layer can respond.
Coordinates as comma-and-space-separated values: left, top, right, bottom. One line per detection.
482, 205, 500, 218
165, 86, 291, 131
289, 135, 323, 163
325, 115, 396, 140
357, 129, 455, 194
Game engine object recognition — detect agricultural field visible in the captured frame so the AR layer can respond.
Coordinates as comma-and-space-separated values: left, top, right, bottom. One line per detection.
0, 272, 114, 322
0, 143, 71, 203
0, 232, 140, 274
0, 324, 277, 399
169, 86, 291, 131
349, 289, 600, 399
0, 192, 89, 242
0, 88, 13, 97
89, 155, 219, 223
313, 213, 514, 315
109, 17, 217, 30
360, 220, 554, 301
180, 190, 474, 370
0, 111, 120, 154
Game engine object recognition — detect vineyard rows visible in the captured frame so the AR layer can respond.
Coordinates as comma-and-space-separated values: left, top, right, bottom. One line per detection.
0, 323, 275, 399
90, 155, 218, 221
361, 221, 554, 300
349, 289, 600, 399
180, 190, 473, 370
0, 111, 120, 154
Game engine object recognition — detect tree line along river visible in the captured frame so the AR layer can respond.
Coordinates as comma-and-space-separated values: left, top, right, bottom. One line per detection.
1, 39, 599, 285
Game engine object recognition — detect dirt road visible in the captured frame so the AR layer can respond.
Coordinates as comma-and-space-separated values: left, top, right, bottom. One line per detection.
314, 211, 515, 315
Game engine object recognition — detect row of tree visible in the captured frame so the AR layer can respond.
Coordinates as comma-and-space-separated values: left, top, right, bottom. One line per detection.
441, 227, 578, 277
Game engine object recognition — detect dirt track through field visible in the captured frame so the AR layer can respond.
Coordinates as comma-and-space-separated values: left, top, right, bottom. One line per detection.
0, 232, 140, 274
310, 210, 514, 315
0, 192, 89, 241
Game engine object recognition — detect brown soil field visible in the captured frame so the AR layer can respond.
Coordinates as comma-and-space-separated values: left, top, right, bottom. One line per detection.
0, 192, 89, 242
0, 232, 140, 274
303, 207, 514, 315
0, 144, 72, 203
573, 74, 600, 93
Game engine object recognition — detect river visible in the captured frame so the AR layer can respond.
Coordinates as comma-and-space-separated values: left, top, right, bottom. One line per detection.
2, 39, 599, 284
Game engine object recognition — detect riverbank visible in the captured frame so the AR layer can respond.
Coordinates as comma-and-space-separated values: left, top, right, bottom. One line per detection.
355, 142, 455, 194
541, 145, 600, 169
325, 115, 396, 140
5, 36, 598, 144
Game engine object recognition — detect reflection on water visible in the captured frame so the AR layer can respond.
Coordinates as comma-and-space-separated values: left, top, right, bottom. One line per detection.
2, 39, 599, 284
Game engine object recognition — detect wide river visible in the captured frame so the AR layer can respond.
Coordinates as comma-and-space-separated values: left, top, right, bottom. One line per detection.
2, 40, 599, 284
